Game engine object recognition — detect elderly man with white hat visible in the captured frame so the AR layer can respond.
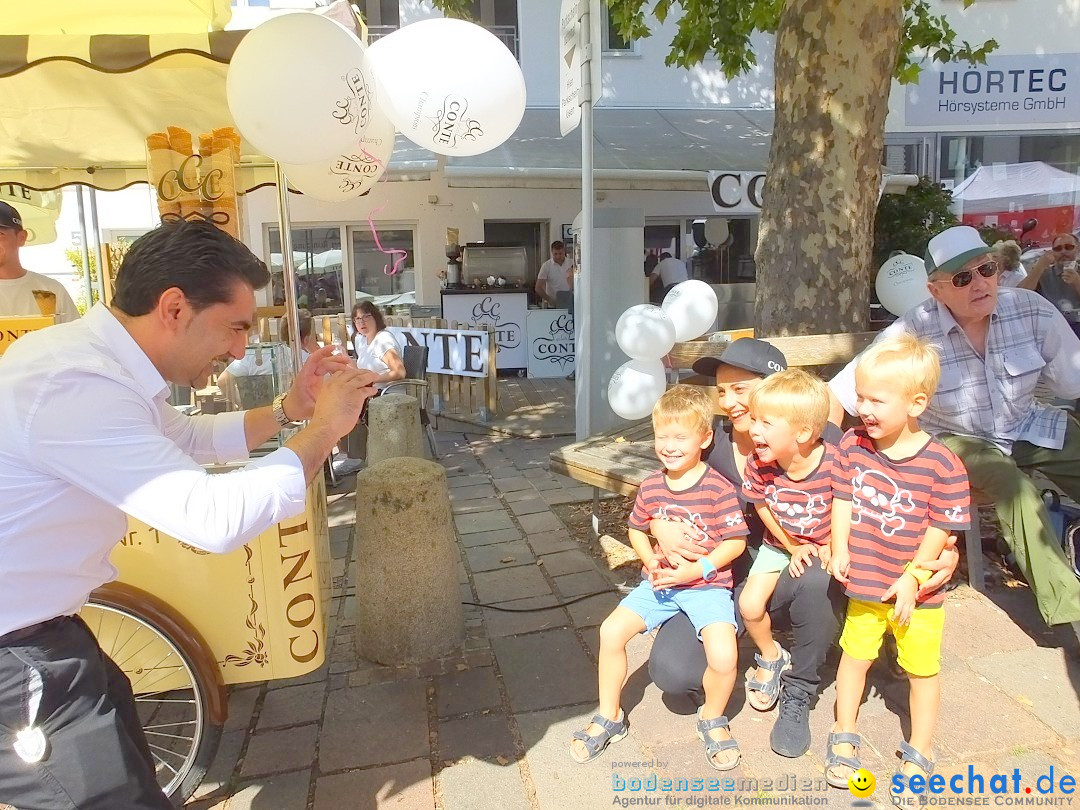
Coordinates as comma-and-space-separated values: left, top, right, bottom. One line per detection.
829, 225, 1080, 630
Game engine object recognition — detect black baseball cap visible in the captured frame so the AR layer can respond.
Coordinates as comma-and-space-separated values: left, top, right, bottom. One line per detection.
692, 337, 788, 378
0, 201, 24, 230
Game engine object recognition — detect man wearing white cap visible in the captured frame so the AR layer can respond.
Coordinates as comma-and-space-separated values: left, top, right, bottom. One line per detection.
829, 225, 1080, 628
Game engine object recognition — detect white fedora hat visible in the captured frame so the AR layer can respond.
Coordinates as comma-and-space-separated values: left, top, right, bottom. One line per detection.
924, 225, 994, 276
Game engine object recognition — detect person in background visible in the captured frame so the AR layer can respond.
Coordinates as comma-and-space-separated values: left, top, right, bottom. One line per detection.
994, 240, 1027, 288
535, 240, 574, 306
217, 309, 318, 409
1023, 232, 1080, 338
0, 200, 78, 322
650, 251, 689, 302
351, 301, 405, 389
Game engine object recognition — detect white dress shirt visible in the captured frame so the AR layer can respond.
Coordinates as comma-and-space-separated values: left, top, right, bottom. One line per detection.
353, 329, 402, 390
830, 288, 1080, 454
0, 303, 307, 636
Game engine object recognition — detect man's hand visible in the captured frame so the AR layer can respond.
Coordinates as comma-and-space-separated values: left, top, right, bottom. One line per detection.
828, 549, 851, 584
914, 534, 959, 599
309, 368, 377, 440
1062, 265, 1080, 292
651, 558, 701, 589
888, 573, 918, 626
787, 544, 818, 578
649, 519, 709, 566
283, 346, 356, 421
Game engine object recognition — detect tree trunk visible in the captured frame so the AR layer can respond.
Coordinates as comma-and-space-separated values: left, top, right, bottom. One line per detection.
754, 0, 903, 336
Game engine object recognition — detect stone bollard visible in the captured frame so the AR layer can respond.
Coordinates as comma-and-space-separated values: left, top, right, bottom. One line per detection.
365, 393, 424, 464
353, 456, 464, 664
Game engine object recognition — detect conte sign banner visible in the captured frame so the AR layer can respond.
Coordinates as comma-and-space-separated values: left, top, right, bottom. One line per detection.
905, 53, 1080, 126
707, 171, 766, 214
388, 325, 490, 378
0, 315, 54, 356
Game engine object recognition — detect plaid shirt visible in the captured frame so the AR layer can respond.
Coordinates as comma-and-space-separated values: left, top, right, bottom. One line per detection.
831, 289, 1080, 453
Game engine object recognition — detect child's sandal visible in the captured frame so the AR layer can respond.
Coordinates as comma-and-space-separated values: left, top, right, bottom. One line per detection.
896, 741, 935, 779
568, 712, 628, 763
745, 643, 791, 711
696, 710, 741, 771
824, 730, 863, 788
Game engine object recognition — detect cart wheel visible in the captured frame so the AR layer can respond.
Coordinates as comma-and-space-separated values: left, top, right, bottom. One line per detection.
81, 599, 223, 803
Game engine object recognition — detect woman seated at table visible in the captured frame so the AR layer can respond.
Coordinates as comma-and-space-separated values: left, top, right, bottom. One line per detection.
351, 301, 405, 389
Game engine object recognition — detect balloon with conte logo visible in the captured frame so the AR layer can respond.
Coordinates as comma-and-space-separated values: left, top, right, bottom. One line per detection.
608, 359, 667, 421
661, 280, 719, 342
875, 253, 930, 317
281, 110, 396, 202
365, 18, 527, 157
226, 13, 370, 165
615, 305, 676, 361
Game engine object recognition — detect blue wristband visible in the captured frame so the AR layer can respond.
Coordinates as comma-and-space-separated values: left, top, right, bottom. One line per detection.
699, 558, 718, 582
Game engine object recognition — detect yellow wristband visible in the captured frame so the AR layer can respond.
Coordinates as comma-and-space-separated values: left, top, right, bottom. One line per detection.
904, 562, 932, 585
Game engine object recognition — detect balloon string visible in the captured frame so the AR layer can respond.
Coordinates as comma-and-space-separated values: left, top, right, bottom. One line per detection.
360, 146, 407, 277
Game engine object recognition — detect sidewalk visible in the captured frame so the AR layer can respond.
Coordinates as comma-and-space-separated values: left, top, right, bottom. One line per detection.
186, 425, 1080, 810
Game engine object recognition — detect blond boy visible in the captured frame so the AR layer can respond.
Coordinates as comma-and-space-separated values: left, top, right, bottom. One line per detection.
569, 386, 748, 770
825, 335, 971, 788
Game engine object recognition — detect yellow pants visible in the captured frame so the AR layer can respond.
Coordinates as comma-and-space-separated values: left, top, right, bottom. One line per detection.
839, 598, 944, 677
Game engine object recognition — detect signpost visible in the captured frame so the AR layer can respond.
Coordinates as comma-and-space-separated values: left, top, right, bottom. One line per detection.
559, 0, 584, 136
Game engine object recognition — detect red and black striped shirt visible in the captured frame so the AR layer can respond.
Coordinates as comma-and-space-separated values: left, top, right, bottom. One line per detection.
742, 443, 837, 549
832, 428, 971, 607
629, 465, 748, 589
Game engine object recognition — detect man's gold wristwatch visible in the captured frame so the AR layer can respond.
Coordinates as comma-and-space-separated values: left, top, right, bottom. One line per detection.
272, 393, 295, 428
904, 562, 932, 585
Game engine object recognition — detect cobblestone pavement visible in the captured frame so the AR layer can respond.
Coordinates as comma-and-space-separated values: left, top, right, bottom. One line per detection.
186, 428, 1080, 810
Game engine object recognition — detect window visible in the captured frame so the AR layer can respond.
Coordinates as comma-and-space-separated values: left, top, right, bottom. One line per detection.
350, 226, 416, 302
267, 226, 344, 316
602, 7, 634, 53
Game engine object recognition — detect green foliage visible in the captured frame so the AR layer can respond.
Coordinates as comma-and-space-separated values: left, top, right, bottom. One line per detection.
65, 246, 99, 314
977, 224, 1016, 246
873, 176, 958, 268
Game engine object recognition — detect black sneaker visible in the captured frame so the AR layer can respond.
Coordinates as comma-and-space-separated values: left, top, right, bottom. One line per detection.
770, 685, 812, 758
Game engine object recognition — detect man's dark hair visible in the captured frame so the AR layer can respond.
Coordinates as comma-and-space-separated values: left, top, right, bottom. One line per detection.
659, 252, 672, 260
112, 220, 270, 316
351, 300, 387, 333
551, 240, 565, 251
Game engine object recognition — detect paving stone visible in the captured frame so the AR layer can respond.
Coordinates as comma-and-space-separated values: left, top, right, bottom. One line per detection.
256, 681, 326, 730
455, 509, 515, 534
530, 478, 565, 491
565, 592, 622, 628
501, 488, 539, 502
240, 723, 318, 777
451, 499, 506, 516
516, 706, 650, 808
227, 769, 312, 810
436, 667, 504, 716
553, 569, 613, 598
507, 497, 550, 516
494, 476, 534, 493
473, 565, 552, 603
541, 487, 599, 506
314, 758, 433, 810
646, 735, 755, 789
224, 685, 260, 732
437, 757, 530, 810
491, 466, 527, 480
525, 530, 579, 554
438, 712, 517, 760
464, 540, 535, 573
517, 510, 565, 534
191, 729, 245, 801
537, 549, 597, 577
482, 595, 569, 637
449, 484, 498, 501
319, 679, 429, 772
523, 467, 554, 480
493, 628, 597, 712
446, 474, 491, 489
940, 596, 1039, 661
970, 646, 1080, 742
459, 528, 523, 547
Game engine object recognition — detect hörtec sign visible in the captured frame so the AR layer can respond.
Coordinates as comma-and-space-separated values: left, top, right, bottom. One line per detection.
905, 53, 1079, 126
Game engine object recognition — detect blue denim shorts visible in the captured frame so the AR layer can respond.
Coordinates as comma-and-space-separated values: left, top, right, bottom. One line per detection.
620, 580, 737, 638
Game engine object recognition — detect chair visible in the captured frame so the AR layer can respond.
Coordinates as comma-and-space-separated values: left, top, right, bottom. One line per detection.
382, 344, 439, 459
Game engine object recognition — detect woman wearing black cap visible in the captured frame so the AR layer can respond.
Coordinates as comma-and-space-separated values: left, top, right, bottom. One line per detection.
646, 338, 959, 758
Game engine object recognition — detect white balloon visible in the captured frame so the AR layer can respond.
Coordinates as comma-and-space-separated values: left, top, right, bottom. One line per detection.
615, 305, 676, 361
876, 253, 930, 317
366, 19, 526, 157
227, 13, 370, 165
704, 218, 729, 245
608, 359, 668, 421
661, 280, 719, 342
281, 111, 396, 202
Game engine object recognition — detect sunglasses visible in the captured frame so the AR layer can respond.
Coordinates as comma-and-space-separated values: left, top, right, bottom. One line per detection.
1053, 244, 1078, 252
938, 261, 998, 288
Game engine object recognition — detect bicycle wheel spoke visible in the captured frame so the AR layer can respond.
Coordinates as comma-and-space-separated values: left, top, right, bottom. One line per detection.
145, 730, 197, 742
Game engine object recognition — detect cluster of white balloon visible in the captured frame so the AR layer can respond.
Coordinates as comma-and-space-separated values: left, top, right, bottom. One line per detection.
225, 14, 527, 202
875, 253, 931, 317
608, 281, 719, 420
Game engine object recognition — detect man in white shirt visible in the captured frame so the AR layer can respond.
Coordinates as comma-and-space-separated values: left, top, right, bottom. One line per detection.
649, 251, 689, 302
535, 240, 574, 306
0, 200, 79, 322
0, 221, 377, 808
828, 226, 1080, 629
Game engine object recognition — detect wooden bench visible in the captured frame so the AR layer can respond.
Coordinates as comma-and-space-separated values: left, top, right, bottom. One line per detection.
550, 329, 988, 592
